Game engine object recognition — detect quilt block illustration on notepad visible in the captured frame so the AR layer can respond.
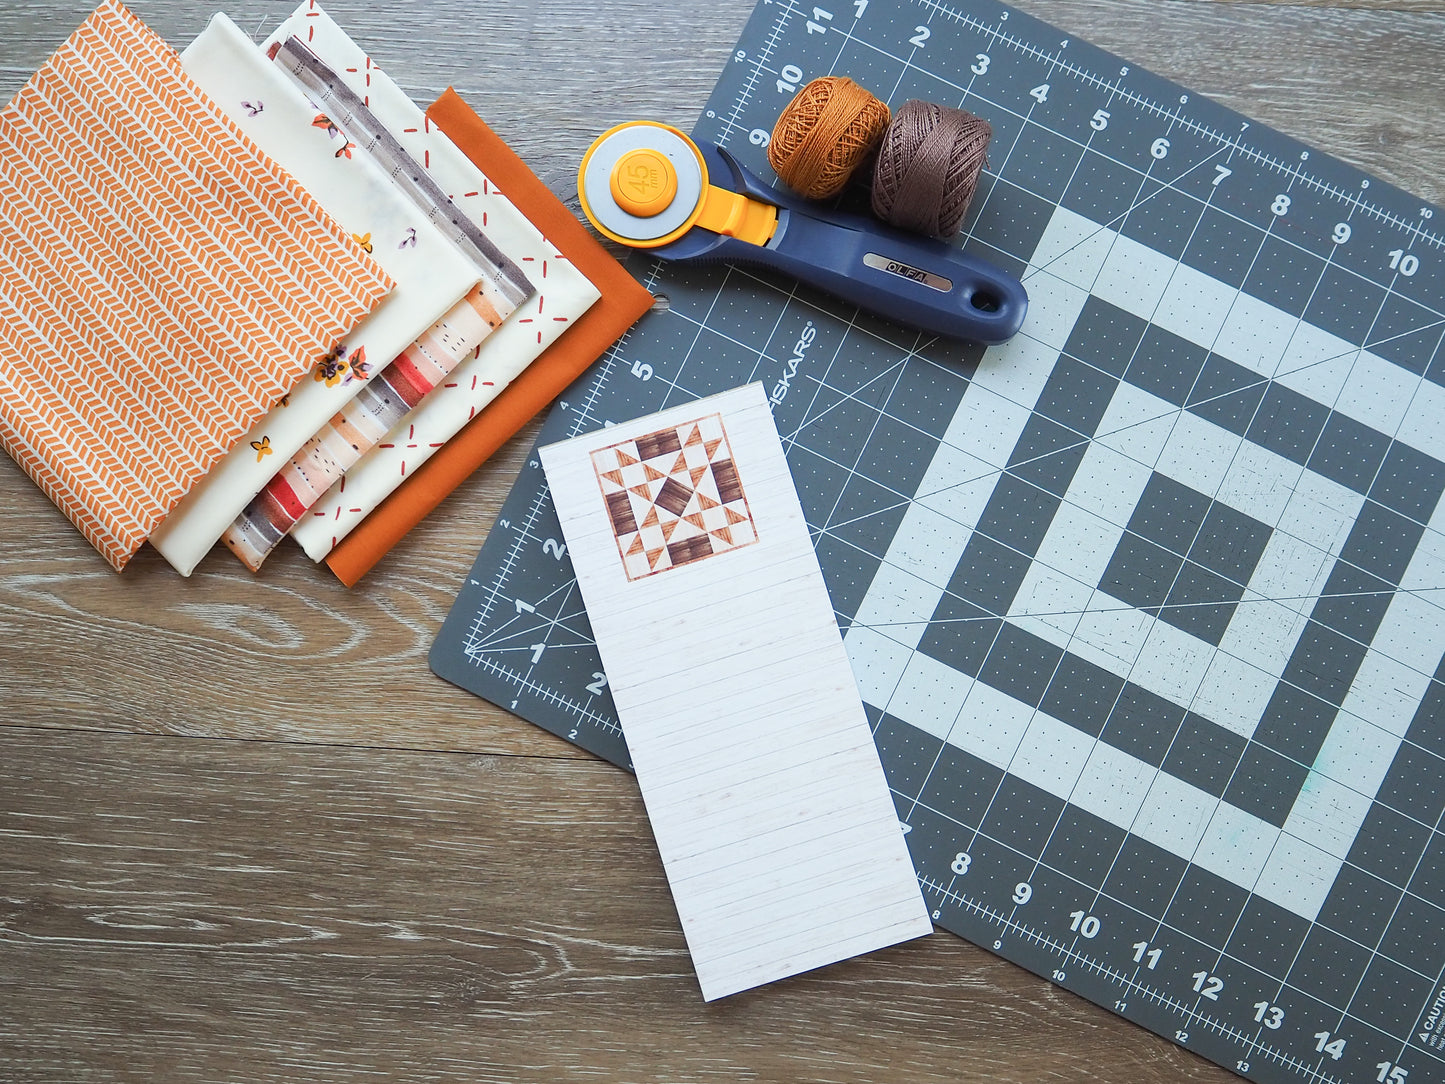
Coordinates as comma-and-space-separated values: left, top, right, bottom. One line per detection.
591, 414, 757, 580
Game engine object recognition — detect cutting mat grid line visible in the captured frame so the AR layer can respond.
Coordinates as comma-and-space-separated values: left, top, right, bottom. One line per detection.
913, 786, 1438, 998
430, 1, 1445, 1081
918, 873, 1348, 1084
903, 0, 1444, 246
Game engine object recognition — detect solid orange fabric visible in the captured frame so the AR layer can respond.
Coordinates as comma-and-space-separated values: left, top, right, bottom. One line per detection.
324, 88, 653, 586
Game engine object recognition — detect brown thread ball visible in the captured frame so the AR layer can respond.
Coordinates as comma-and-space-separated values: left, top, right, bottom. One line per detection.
871, 99, 991, 238
767, 76, 891, 200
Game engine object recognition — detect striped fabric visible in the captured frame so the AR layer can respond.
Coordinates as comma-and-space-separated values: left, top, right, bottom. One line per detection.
266, 3, 601, 564
221, 285, 503, 571
148, 12, 495, 577
322, 91, 654, 587
0, 0, 390, 569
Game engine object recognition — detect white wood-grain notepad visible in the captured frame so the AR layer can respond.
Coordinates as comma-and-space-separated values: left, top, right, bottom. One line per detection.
540, 382, 931, 1001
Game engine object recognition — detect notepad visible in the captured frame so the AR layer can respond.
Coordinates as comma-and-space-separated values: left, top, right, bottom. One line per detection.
539, 383, 931, 1001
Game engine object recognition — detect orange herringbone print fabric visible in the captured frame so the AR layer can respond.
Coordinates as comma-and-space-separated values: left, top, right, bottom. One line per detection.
0, 0, 391, 569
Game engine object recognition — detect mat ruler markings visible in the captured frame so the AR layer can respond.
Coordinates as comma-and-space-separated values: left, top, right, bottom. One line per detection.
921, 874, 1344, 1084
466, 282, 656, 629
918, 0, 1445, 245
914, 771, 1424, 1013
453, 265, 676, 765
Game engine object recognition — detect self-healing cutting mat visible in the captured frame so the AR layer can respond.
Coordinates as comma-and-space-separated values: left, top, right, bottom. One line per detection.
431, 1, 1445, 1080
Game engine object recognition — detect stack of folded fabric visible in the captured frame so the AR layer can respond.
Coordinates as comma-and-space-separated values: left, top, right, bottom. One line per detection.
0, 0, 654, 579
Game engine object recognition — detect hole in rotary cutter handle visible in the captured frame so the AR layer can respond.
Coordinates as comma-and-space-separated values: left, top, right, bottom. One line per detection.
970, 291, 1000, 313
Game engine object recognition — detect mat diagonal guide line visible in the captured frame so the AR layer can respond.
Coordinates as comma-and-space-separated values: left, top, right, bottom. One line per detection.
430, 1, 1445, 1081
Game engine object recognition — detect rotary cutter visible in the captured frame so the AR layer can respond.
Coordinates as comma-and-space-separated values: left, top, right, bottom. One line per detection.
578, 121, 1028, 344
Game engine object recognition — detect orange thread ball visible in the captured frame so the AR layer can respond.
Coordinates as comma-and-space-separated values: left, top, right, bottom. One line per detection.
767, 76, 890, 200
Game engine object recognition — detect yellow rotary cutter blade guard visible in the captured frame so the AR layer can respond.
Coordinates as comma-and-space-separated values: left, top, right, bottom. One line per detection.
579, 121, 778, 249
577, 120, 1028, 344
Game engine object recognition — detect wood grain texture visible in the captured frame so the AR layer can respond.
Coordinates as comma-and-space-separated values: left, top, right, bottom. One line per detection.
0, 727, 1228, 1083
0, 0, 1441, 1080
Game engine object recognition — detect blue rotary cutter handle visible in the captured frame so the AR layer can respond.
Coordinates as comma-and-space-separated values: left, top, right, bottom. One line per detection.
578, 120, 1028, 345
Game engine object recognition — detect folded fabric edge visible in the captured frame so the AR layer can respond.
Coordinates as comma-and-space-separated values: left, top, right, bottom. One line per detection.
269, 35, 535, 310
271, 22, 602, 566
2, 0, 393, 572
131, 3, 396, 303
152, 12, 537, 578
221, 284, 506, 573
322, 88, 654, 587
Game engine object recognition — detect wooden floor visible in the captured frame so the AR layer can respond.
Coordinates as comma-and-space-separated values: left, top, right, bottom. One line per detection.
1, 0, 1441, 1080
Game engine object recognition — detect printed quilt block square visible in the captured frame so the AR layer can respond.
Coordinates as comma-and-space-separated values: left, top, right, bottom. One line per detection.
591, 413, 757, 580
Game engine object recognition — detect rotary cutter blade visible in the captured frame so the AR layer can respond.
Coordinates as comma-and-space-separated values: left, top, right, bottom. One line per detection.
578, 120, 1028, 344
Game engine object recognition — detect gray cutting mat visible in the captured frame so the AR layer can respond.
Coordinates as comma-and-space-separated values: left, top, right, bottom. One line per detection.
430, 1, 1445, 1080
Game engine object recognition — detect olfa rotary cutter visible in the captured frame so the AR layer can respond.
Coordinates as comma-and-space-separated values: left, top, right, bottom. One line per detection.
578, 121, 1028, 344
